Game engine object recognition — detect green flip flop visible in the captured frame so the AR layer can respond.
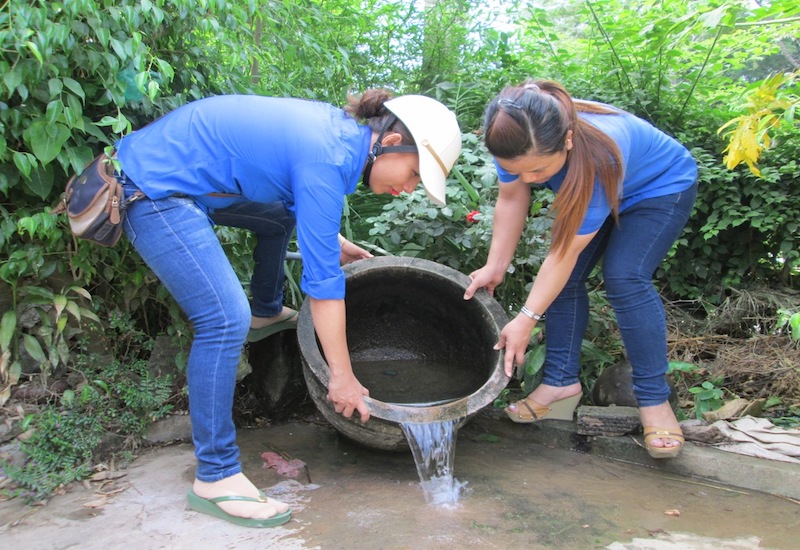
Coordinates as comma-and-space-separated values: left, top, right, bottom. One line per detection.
247, 310, 299, 343
187, 489, 292, 528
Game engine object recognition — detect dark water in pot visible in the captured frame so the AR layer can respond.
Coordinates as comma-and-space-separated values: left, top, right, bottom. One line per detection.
298, 256, 510, 451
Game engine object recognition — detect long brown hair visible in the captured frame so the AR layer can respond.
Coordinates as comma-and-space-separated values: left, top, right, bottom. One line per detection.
483, 79, 623, 256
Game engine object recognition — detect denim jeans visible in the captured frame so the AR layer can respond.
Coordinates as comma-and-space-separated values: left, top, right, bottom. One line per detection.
209, 200, 296, 318
121, 180, 295, 481
541, 183, 698, 407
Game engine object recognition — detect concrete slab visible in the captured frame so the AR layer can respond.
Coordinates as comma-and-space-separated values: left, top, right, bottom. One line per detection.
469, 408, 800, 501
1, 410, 798, 549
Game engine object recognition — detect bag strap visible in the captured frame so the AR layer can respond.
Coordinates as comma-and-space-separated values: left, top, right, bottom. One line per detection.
122, 190, 146, 207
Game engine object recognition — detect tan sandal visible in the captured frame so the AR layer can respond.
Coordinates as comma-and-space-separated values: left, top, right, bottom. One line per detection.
643, 427, 685, 459
505, 393, 582, 424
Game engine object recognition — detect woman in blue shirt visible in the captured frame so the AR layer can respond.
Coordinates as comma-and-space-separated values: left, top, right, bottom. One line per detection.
463, 79, 697, 460
116, 90, 461, 526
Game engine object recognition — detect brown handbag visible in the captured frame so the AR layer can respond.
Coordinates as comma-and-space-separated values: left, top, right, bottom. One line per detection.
52, 152, 144, 246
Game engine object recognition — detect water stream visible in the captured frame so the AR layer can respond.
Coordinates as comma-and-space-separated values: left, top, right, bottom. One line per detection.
351, 359, 481, 506
400, 419, 469, 507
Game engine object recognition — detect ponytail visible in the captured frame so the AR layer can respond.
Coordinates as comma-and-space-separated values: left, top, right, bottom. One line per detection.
345, 89, 413, 143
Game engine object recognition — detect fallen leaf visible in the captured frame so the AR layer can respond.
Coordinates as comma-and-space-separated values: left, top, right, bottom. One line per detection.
261, 451, 307, 478
82, 497, 109, 509
91, 470, 127, 481
96, 483, 131, 497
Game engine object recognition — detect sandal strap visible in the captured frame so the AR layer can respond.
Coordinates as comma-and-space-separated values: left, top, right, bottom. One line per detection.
643, 428, 685, 443
518, 398, 549, 420
206, 492, 269, 504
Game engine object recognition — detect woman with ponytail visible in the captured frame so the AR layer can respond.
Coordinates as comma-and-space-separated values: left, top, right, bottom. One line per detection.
463, 79, 697, 459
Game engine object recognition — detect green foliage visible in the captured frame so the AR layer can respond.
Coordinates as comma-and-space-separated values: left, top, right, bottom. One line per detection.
0, 0, 267, 396
504, 0, 800, 299
668, 361, 732, 420
664, 133, 800, 301
688, 381, 727, 419
0, 281, 100, 385
68, 358, 174, 436
777, 308, 800, 342
1, 359, 173, 502
1, 408, 101, 502
718, 71, 800, 176
771, 406, 800, 429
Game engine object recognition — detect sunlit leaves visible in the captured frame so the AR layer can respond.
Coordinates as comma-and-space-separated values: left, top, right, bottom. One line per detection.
718, 71, 799, 176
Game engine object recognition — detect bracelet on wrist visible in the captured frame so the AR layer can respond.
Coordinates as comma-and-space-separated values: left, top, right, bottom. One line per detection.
520, 306, 543, 321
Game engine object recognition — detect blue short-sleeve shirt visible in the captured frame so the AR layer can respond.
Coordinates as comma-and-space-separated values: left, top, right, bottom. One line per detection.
494, 106, 698, 234
116, 95, 372, 299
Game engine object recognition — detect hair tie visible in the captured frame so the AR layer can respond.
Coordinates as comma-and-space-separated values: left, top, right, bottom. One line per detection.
498, 98, 522, 110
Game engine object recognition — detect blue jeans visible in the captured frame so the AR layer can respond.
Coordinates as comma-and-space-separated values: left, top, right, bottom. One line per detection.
209, 201, 296, 318
122, 180, 295, 481
541, 183, 698, 407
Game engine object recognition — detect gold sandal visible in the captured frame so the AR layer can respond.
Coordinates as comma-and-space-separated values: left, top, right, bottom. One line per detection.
505, 393, 582, 424
643, 427, 685, 459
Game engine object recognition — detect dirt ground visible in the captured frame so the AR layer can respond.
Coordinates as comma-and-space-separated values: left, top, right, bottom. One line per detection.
1, 416, 799, 550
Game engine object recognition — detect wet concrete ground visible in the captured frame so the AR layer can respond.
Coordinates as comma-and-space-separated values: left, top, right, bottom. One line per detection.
1, 415, 798, 549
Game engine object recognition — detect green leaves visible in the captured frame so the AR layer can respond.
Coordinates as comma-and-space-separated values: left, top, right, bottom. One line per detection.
0, 309, 21, 407
688, 380, 726, 419
25, 120, 71, 165
777, 308, 800, 341
3, 65, 23, 97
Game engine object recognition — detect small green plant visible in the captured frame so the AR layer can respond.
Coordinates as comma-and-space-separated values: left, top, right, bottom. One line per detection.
0, 280, 101, 393
771, 404, 800, 429
776, 308, 800, 342
668, 360, 731, 419
1, 407, 103, 502
688, 380, 727, 420
667, 360, 702, 382
1, 359, 174, 502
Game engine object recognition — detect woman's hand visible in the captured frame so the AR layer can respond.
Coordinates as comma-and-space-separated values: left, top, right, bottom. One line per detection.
339, 237, 374, 265
327, 370, 371, 422
494, 314, 537, 377
463, 264, 504, 299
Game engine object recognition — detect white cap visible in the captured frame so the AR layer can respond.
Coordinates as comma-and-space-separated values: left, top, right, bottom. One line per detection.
385, 95, 462, 206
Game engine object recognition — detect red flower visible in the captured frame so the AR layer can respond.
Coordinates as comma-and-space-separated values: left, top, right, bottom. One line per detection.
466, 210, 480, 223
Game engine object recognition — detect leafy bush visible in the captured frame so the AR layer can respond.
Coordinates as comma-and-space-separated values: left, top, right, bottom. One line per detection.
1, 408, 102, 502
1, 359, 174, 502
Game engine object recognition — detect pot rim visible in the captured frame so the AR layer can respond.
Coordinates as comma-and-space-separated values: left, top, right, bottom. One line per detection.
297, 256, 511, 424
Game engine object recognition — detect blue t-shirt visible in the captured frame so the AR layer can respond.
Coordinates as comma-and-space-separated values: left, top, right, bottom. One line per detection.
117, 95, 372, 300
494, 107, 698, 234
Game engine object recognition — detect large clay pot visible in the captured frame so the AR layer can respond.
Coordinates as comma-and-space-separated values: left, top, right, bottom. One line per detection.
245, 329, 305, 421
591, 361, 678, 409
297, 256, 510, 451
